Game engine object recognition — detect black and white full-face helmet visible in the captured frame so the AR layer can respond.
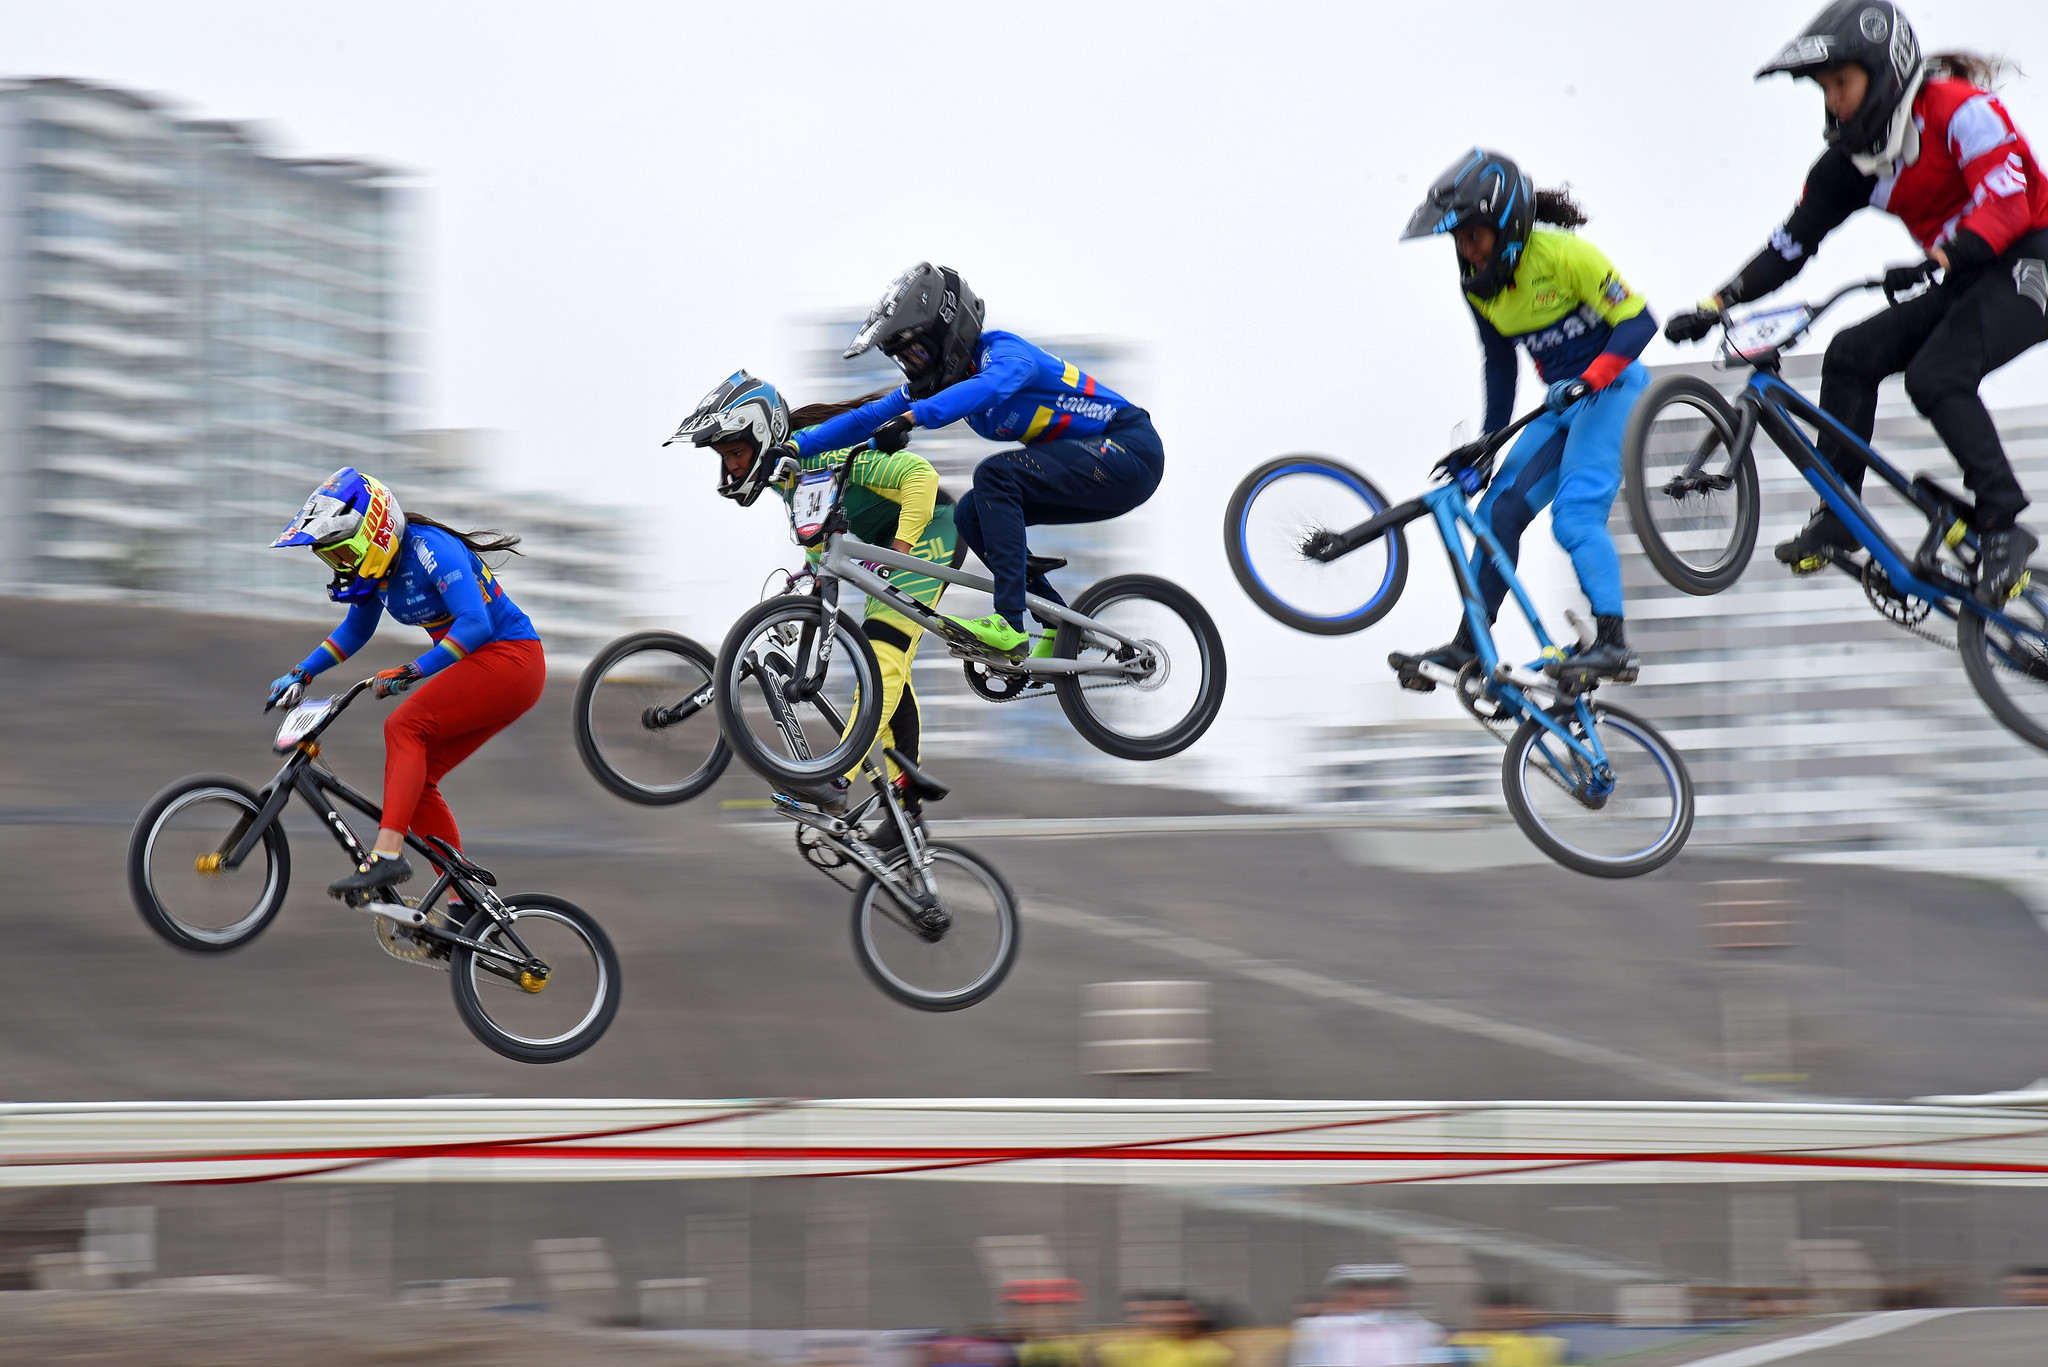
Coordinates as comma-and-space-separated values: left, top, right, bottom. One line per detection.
666, 370, 792, 506
844, 263, 986, 400
1759, 1, 1925, 173
1400, 149, 1536, 301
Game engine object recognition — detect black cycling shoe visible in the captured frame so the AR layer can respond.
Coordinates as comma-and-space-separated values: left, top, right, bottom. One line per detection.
1546, 615, 1640, 688
1774, 506, 1859, 575
1975, 525, 2039, 607
1388, 627, 1478, 694
868, 808, 923, 856
327, 854, 414, 898
785, 778, 850, 815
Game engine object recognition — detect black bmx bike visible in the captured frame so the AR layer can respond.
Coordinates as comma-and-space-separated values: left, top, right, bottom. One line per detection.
127, 678, 622, 1063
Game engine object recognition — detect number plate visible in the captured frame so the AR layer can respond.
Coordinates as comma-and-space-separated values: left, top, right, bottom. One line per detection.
1723, 305, 1811, 361
273, 697, 337, 752
792, 469, 835, 540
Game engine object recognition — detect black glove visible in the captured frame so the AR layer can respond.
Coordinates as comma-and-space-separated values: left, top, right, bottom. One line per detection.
1432, 439, 1496, 496
871, 417, 914, 454
1664, 307, 1722, 344
1883, 259, 1938, 301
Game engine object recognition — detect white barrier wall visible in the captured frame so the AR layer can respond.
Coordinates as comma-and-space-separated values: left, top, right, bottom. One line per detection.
5, 1097, 2048, 1187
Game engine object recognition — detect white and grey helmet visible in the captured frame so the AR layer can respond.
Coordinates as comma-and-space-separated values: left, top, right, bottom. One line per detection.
666, 370, 792, 506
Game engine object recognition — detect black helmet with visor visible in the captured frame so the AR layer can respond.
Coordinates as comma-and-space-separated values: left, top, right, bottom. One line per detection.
844, 263, 986, 400
1400, 149, 1535, 301
1758, 1, 1925, 173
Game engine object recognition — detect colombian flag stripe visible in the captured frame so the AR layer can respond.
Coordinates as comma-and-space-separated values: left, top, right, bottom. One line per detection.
1022, 406, 1055, 442
1060, 362, 1080, 388
437, 637, 470, 663
319, 639, 346, 664
1047, 413, 1072, 441
1082, 374, 1095, 396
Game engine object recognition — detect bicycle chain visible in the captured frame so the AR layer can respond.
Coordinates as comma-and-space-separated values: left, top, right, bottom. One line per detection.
1861, 559, 1956, 653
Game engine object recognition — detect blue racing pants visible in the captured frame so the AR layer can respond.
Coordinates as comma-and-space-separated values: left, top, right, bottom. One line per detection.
1470, 362, 1648, 622
953, 408, 1164, 627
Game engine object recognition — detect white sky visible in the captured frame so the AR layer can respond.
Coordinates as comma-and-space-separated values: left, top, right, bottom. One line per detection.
14, 0, 2048, 790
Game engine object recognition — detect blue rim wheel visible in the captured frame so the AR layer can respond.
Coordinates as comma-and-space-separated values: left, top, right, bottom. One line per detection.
1502, 703, 1693, 878
1224, 456, 1407, 635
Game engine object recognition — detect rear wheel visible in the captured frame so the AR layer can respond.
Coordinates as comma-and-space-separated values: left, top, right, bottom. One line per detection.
450, 895, 620, 1064
1622, 374, 1760, 595
572, 631, 731, 805
1958, 572, 2048, 753
128, 775, 290, 952
1054, 575, 1227, 761
851, 843, 1019, 1011
1224, 455, 1408, 633
714, 595, 885, 789
1502, 703, 1693, 879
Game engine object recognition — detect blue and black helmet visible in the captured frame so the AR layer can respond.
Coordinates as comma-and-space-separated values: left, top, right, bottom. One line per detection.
1400, 149, 1535, 301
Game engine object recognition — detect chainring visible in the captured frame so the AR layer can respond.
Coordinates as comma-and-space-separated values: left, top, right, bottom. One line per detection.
373, 898, 453, 971
1454, 659, 1516, 742
1862, 559, 1950, 650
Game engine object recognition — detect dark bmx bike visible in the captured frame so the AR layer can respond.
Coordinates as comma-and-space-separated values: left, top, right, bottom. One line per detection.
1224, 409, 1695, 878
1629, 276, 2048, 752
128, 677, 622, 1063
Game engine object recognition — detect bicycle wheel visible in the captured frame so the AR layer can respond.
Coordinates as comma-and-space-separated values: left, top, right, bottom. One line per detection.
572, 631, 732, 805
1623, 374, 1760, 595
128, 775, 291, 952
714, 594, 885, 789
851, 842, 1019, 1011
1957, 572, 2048, 752
1054, 575, 1227, 762
1502, 702, 1693, 879
449, 894, 620, 1064
1224, 455, 1408, 634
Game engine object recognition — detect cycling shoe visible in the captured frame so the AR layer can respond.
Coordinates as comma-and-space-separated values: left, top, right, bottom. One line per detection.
1545, 616, 1639, 687
1976, 525, 2038, 607
1775, 506, 1858, 575
1388, 632, 1477, 694
328, 854, 414, 898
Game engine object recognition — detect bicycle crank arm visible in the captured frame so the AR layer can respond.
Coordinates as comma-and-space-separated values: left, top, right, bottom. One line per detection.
1410, 660, 1461, 690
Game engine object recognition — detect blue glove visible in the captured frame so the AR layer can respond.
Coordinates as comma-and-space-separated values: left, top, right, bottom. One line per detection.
1545, 378, 1590, 413
1432, 439, 1494, 497
266, 667, 308, 710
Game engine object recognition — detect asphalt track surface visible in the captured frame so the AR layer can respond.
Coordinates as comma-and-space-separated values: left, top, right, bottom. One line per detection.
7, 594, 2048, 1107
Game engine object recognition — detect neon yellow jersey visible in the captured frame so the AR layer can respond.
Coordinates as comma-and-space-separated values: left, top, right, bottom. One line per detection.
778, 440, 940, 549
1467, 229, 1647, 380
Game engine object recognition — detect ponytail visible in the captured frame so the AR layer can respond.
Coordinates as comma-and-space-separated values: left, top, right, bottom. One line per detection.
789, 387, 899, 430
1532, 186, 1589, 228
1926, 50, 2018, 88
406, 511, 522, 557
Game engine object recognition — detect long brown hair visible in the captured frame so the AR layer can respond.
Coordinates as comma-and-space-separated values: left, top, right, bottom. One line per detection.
1532, 186, 1589, 228
1926, 50, 2018, 88
406, 511, 522, 557
788, 387, 898, 430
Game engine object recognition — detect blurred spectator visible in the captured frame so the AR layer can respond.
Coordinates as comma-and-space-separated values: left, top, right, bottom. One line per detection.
1445, 1289, 1572, 1367
1288, 1265, 1444, 1367
924, 1330, 1019, 1367
2002, 1266, 2048, 1306
1002, 1278, 1089, 1367
1097, 1290, 1234, 1367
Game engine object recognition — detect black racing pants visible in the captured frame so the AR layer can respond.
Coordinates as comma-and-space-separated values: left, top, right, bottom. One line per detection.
1818, 227, 2048, 531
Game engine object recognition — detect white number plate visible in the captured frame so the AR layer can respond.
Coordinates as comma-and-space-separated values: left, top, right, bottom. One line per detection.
793, 468, 835, 540
273, 697, 337, 752
1723, 305, 1811, 361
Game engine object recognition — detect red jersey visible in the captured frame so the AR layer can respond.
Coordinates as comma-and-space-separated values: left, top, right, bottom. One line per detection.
1719, 77, 2048, 304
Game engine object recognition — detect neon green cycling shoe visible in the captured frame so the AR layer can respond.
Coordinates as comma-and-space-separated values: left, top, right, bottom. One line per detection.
949, 613, 1029, 658
1030, 626, 1061, 658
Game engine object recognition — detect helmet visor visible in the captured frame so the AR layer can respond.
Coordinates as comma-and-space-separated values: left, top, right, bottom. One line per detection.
314, 534, 365, 572
888, 336, 937, 378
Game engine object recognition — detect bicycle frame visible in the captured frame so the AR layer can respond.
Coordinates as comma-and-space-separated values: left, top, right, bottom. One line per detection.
215, 683, 539, 977
772, 755, 943, 919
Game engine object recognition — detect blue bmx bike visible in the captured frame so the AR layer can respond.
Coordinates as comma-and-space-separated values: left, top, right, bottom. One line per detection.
1224, 415, 1696, 879
1628, 277, 2048, 753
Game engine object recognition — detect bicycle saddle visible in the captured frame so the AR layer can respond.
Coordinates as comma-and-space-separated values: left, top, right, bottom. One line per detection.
415, 832, 498, 887
884, 748, 950, 803
1026, 555, 1067, 575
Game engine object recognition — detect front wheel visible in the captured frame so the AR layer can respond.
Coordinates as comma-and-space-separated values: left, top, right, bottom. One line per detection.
1622, 374, 1760, 595
572, 631, 732, 805
1224, 455, 1408, 634
128, 775, 291, 952
1502, 703, 1693, 879
450, 895, 621, 1064
1957, 573, 2048, 753
714, 594, 885, 790
1054, 575, 1227, 761
851, 843, 1019, 1011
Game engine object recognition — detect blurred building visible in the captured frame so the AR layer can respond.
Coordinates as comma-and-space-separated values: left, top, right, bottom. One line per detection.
0, 77, 635, 660
0, 77, 405, 610
795, 313, 1146, 762
1306, 354, 2048, 875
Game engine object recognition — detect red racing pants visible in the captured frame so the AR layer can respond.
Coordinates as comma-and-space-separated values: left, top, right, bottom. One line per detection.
380, 638, 545, 851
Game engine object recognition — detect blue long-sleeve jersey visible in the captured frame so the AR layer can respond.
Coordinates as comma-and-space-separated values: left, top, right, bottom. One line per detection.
296, 524, 538, 679
790, 331, 1134, 457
